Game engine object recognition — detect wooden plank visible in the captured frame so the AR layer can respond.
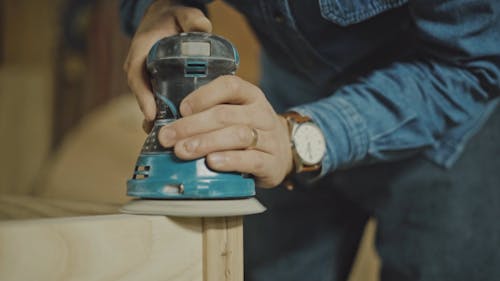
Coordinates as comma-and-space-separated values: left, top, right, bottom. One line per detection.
203, 217, 243, 281
0, 195, 247, 281
0, 214, 203, 281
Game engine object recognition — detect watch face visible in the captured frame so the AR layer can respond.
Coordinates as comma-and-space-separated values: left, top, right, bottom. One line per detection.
293, 122, 326, 165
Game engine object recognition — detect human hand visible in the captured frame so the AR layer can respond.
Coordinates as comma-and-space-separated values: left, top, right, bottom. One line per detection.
123, 0, 212, 123
158, 76, 293, 188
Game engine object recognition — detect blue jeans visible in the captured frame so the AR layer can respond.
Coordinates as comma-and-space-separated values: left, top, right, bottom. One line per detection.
243, 55, 500, 281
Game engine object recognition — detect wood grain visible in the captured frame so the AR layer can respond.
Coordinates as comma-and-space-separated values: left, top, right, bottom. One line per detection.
0, 195, 247, 281
0, 214, 203, 281
203, 217, 243, 281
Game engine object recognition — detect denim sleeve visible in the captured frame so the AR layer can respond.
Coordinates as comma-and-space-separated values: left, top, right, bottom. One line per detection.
290, 0, 500, 178
119, 0, 212, 36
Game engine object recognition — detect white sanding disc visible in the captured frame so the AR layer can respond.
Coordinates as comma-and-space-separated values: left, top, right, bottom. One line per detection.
120, 198, 266, 217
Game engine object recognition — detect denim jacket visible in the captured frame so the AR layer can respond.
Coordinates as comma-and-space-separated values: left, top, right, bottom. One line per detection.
121, 0, 500, 179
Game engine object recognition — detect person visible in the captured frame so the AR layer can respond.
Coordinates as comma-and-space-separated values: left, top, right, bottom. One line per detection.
120, 1, 500, 280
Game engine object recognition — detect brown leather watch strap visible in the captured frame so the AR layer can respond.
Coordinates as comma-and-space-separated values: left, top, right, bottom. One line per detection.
281, 111, 311, 123
298, 164, 321, 173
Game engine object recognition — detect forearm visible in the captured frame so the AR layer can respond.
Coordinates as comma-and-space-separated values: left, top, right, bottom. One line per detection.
290, 0, 500, 178
291, 58, 499, 177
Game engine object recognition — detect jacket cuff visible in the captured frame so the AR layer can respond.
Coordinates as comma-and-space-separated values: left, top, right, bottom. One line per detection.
289, 96, 369, 181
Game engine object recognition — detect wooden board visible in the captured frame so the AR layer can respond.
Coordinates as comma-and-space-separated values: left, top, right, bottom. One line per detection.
0, 214, 203, 281
0, 195, 245, 281
203, 217, 243, 281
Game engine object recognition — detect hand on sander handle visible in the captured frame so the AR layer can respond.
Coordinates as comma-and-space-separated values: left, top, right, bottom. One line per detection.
158, 75, 294, 188
124, 1, 212, 124
124, 2, 293, 189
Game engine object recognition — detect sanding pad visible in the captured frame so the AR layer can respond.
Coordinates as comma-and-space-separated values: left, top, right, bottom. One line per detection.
120, 198, 266, 217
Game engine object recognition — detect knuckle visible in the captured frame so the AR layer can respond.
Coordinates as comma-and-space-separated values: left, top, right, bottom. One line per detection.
253, 87, 265, 99
213, 105, 234, 125
123, 59, 131, 73
126, 71, 135, 85
191, 16, 212, 30
176, 7, 204, 27
263, 135, 275, 151
235, 126, 252, 145
179, 6, 202, 16
268, 176, 282, 188
221, 75, 241, 93
252, 154, 265, 174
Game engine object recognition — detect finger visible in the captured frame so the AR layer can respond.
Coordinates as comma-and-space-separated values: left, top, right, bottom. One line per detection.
142, 119, 154, 133
124, 18, 178, 121
173, 7, 212, 32
125, 55, 157, 121
174, 125, 270, 160
180, 75, 262, 116
159, 104, 253, 147
206, 150, 279, 188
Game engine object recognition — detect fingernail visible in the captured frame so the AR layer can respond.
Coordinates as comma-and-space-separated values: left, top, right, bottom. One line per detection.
180, 101, 192, 116
159, 127, 176, 147
209, 153, 225, 167
184, 139, 200, 153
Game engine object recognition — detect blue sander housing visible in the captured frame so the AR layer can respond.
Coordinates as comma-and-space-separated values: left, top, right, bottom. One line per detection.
121, 33, 265, 217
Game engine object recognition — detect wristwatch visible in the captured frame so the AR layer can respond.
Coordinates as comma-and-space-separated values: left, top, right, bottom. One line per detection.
282, 112, 326, 175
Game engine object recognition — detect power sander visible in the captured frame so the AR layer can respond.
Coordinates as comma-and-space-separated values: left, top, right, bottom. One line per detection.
121, 32, 266, 217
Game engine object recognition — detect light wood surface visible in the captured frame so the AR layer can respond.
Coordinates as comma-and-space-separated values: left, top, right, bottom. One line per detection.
0, 214, 203, 281
203, 217, 243, 281
0, 195, 246, 281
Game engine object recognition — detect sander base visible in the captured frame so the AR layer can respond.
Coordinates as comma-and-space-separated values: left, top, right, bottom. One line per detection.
120, 197, 266, 217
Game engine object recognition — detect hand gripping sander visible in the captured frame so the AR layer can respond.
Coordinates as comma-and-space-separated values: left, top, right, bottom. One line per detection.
121, 32, 266, 217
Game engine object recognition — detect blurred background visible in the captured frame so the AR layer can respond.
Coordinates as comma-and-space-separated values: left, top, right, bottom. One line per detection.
0, 1, 378, 280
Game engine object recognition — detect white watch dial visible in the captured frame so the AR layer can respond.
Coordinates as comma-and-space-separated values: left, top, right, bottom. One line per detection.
293, 122, 326, 165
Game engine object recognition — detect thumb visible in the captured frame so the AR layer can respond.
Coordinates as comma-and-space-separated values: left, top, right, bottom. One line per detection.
173, 6, 213, 32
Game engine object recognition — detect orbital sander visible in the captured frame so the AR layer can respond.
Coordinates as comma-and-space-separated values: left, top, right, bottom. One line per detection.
121, 32, 266, 217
